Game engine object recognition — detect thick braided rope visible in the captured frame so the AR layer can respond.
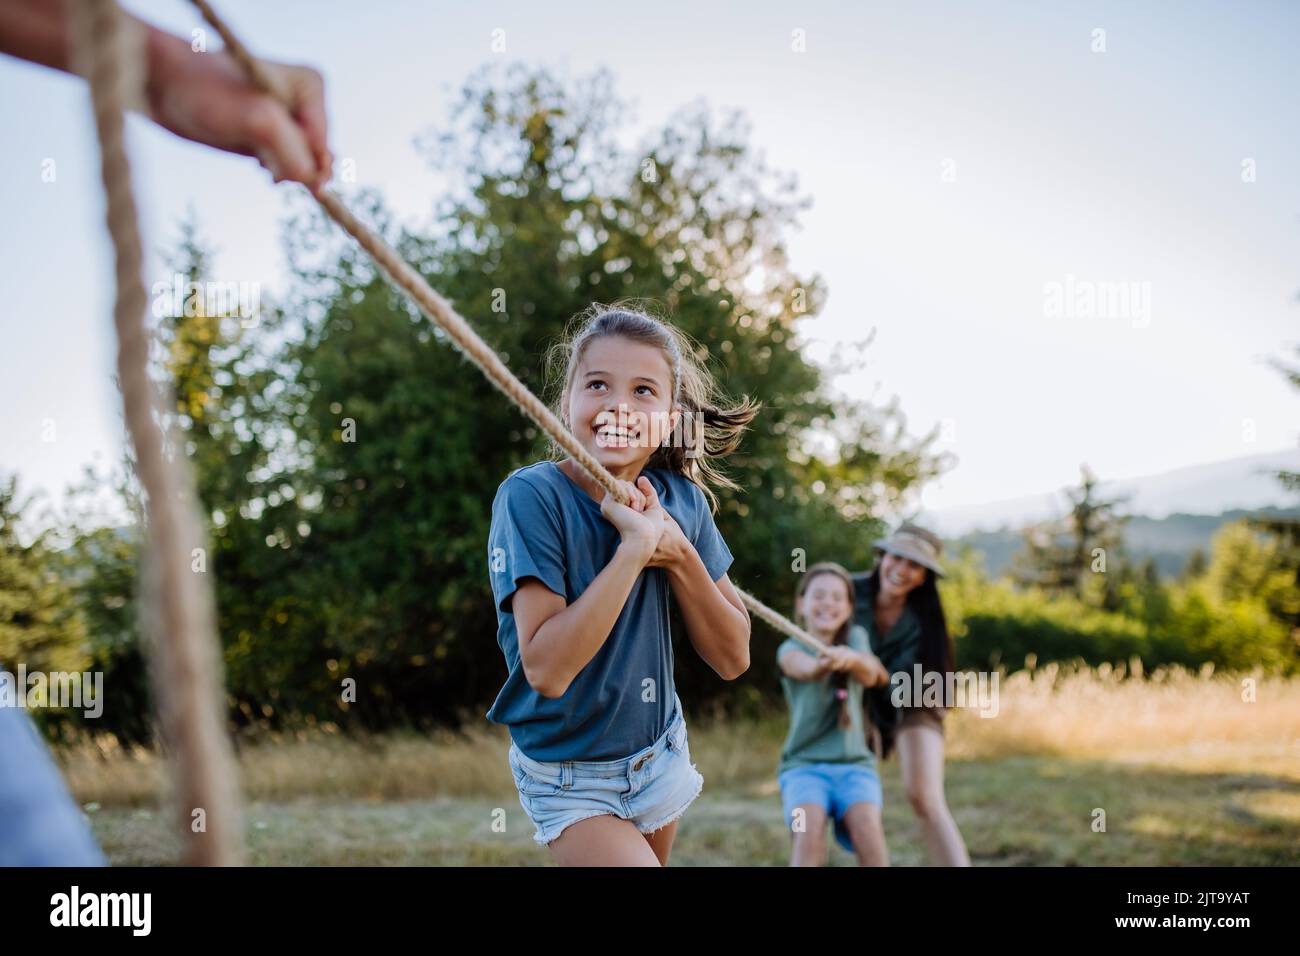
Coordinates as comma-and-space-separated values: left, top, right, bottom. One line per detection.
315, 191, 624, 504
742, 594, 827, 652
190, 0, 622, 508
188, 2, 830, 657
72, 0, 243, 866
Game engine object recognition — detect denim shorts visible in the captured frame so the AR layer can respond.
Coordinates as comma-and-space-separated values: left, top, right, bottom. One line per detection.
779, 762, 882, 854
507, 698, 704, 846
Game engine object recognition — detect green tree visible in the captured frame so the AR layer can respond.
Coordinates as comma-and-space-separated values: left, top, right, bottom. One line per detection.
79, 66, 946, 733
1203, 520, 1298, 652
0, 475, 88, 691
1181, 547, 1209, 581
1014, 464, 1129, 606
50, 465, 152, 744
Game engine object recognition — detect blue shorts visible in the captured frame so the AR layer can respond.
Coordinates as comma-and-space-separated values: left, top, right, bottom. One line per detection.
779, 762, 882, 854
507, 697, 704, 846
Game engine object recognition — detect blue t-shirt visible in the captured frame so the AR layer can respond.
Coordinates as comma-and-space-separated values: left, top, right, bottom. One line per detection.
485, 460, 734, 761
0, 700, 105, 866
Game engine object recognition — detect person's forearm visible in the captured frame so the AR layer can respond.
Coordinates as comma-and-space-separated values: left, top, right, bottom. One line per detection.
2, 1, 332, 190
849, 658, 879, 687
523, 542, 651, 697
0, 0, 173, 108
779, 650, 830, 682
0, 0, 75, 71
142, 16, 192, 98
668, 550, 749, 680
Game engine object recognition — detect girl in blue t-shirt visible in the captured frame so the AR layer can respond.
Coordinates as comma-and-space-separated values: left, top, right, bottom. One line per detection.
486, 304, 758, 866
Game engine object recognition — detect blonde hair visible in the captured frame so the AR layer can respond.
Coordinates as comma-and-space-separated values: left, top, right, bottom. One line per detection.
546, 303, 760, 512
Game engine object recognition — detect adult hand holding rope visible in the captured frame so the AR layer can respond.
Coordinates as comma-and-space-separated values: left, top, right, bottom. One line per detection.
0, 0, 332, 190
0, 0, 334, 866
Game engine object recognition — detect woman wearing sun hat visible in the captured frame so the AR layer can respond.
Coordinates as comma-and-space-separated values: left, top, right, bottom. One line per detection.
852, 522, 970, 866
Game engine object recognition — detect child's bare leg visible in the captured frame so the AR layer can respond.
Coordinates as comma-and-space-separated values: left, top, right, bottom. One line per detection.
897, 724, 970, 866
843, 802, 890, 866
548, 814, 663, 866
789, 804, 828, 866
642, 819, 679, 866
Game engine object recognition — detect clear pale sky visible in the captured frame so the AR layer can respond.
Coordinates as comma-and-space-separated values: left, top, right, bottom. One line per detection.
2, 0, 1297, 521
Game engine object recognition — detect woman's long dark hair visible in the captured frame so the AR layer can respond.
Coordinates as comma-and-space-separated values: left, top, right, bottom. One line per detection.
860, 560, 954, 677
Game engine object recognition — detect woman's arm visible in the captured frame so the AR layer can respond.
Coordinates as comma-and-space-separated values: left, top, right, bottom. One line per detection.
0, 0, 69, 71
0, 0, 331, 189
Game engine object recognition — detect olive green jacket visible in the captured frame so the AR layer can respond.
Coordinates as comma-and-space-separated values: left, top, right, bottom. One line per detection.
851, 573, 924, 755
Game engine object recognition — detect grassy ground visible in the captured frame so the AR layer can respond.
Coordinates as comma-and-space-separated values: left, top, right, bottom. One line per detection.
61, 665, 1300, 866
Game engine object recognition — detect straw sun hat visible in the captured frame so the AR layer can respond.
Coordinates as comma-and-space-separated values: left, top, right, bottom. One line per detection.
873, 522, 945, 577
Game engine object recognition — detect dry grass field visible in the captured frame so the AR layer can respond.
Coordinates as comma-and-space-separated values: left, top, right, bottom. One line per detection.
59, 664, 1300, 866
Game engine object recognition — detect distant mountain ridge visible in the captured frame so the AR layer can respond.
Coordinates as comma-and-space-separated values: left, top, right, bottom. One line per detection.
918, 449, 1298, 538
954, 505, 1300, 579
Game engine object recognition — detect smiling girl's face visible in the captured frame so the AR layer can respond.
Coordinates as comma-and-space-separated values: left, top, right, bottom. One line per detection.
798, 572, 853, 639
565, 335, 680, 476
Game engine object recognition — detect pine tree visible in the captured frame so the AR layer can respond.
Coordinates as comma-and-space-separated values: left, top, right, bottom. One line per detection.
1014, 464, 1129, 600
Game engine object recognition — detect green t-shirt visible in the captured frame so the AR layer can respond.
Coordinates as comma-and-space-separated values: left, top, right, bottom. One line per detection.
777, 624, 877, 775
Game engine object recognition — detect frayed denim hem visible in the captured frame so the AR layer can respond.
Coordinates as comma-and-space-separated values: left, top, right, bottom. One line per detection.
636, 764, 704, 835
534, 809, 618, 846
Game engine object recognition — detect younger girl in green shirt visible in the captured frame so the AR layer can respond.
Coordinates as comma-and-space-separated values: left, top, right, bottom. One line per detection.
777, 562, 891, 865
